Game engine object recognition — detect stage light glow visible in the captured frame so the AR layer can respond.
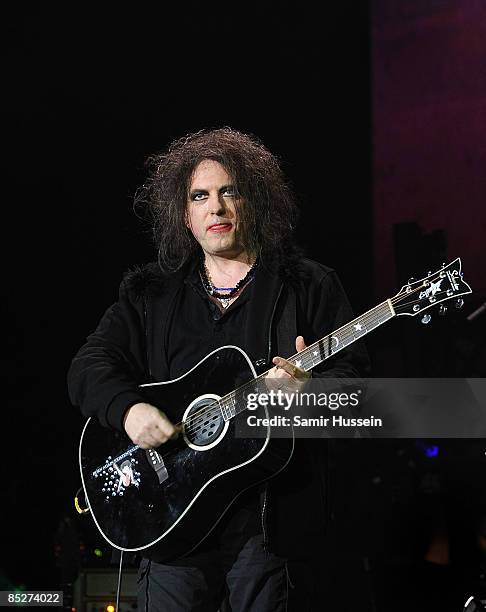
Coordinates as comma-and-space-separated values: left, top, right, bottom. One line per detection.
415, 440, 440, 458
94, 548, 103, 558
106, 605, 115, 612
424, 445, 439, 458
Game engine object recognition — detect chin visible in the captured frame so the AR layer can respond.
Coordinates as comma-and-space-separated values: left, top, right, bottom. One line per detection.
210, 239, 236, 251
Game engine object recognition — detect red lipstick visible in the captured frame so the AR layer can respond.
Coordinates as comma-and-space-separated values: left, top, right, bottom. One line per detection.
208, 223, 232, 233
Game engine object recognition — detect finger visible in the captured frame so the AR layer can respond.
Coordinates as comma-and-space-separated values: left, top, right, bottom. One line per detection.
147, 431, 167, 448
142, 422, 172, 447
268, 365, 289, 378
271, 366, 292, 379
272, 357, 298, 377
170, 424, 182, 440
156, 413, 177, 438
139, 427, 161, 448
295, 335, 307, 352
273, 356, 310, 381
154, 425, 173, 444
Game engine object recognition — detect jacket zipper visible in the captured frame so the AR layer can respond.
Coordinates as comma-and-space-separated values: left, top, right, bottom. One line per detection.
261, 282, 284, 552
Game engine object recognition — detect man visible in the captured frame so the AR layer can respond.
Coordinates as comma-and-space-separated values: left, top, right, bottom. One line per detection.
68, 128, 369, 611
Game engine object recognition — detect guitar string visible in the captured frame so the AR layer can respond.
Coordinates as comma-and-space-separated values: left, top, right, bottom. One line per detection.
142, 278, 453, 445
182, 287, 432, 435
155, 278, 458, 459
279, 285, 462, 369
181, 301, 392, 436
182, 289, 420, 435
96, 278, 460, 468
181, 280, 457, 436
182, 299, 402, 436
389, 295, 461, 309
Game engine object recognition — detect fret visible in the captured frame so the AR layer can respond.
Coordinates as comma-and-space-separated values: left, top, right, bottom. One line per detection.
285, 301, 395, 373
308, 348, 321, 368
221, 400, 228, 422
227, 396, 236, 419
178, 263, 471, 436
219, 393, 238, 421
219, 301, 397, 422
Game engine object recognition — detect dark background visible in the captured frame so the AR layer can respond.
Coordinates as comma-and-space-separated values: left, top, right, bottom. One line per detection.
3, 2, 485, 610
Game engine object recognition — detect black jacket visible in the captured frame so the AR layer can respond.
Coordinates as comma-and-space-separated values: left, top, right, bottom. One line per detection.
68, 256, 370, 559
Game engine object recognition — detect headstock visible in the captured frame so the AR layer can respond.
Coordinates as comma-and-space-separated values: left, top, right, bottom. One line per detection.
392, 258, 472, 319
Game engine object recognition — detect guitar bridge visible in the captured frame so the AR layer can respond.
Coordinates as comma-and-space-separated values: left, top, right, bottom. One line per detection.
146, 449, 168, 484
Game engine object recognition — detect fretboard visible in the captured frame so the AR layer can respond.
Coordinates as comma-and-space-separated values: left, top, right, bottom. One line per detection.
285, 299, 395, 372
215, 299, 396, 422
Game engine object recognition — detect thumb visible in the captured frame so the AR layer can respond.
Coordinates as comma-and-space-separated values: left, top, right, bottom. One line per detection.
295, 335, 307, 352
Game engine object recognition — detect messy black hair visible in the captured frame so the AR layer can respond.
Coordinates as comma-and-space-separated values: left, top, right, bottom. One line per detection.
134, 127, 300, 272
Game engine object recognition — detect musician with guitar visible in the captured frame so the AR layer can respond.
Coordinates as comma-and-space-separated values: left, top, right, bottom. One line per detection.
68, 128, 371, 610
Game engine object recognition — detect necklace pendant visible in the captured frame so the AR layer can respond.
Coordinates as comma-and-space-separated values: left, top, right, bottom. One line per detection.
219, 297, 232, 309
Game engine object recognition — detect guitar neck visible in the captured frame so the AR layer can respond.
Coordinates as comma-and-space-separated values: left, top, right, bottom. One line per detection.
219, 299, 396, 421
284, 299, 396, 372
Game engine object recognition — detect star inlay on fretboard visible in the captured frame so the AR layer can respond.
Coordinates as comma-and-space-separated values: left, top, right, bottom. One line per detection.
279, 301, 394, 378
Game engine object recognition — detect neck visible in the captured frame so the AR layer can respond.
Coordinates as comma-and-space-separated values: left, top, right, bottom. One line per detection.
203, 251, 256, 280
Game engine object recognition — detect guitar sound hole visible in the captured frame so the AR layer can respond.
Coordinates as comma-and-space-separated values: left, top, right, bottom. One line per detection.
184, 400, 225, 447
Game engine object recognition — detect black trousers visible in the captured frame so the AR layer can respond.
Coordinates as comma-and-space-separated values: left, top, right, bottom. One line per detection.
137, 499, 288, 612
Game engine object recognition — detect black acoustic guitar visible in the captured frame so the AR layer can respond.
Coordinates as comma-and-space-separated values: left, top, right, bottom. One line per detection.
79, 258, 471, 559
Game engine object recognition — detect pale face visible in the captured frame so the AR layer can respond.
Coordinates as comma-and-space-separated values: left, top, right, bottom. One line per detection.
186, 159, 245, 259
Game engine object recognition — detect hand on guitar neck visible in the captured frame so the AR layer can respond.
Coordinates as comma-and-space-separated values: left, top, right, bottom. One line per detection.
123, 402, 180, 449
266, 335, 311, 393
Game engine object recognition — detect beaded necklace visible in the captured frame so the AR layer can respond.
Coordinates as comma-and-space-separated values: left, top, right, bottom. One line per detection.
200, 260, 258, 309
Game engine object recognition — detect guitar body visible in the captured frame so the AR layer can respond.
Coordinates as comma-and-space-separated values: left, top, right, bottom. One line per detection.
79, 346, 294, 560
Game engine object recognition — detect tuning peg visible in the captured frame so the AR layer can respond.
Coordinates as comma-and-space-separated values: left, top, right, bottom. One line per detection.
438, 304, 447, 316
427, 271, 433, 276
421, 314, 432, 324
408, 277, 415, 284
455, 298, 464, 309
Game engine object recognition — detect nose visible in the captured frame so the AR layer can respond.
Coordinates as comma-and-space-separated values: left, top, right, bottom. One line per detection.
207, 192, 226, 215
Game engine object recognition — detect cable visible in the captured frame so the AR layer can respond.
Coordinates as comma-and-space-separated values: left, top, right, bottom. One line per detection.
116, 549, 124, 611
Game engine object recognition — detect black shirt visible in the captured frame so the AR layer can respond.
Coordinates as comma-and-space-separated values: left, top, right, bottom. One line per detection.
166, 264, 255, 379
